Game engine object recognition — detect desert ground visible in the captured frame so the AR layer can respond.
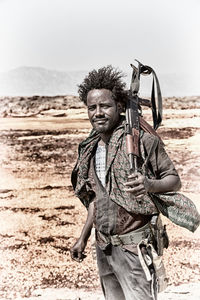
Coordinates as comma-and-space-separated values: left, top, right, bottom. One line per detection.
0, 95, 199, 300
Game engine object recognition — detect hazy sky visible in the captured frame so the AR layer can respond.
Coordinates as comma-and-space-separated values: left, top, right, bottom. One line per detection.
0, 0, 200, 78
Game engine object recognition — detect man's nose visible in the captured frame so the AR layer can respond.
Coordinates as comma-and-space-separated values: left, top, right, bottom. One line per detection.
95, 106, 104, 117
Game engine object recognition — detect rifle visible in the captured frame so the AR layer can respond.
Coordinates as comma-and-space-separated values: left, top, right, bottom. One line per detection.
126, 61, 169, 257
125, 60, 163, 173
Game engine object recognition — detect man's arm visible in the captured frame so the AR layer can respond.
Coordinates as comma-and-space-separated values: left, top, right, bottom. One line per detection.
145, 174, 181, 193
124, 173, 181, 198
124, 136, 182, 198
70, 201, 94, 262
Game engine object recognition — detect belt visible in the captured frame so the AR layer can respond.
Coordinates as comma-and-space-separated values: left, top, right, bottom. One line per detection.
98, 223, 151, 247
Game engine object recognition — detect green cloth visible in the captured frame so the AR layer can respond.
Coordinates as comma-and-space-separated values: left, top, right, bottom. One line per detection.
71, 117, 200, 232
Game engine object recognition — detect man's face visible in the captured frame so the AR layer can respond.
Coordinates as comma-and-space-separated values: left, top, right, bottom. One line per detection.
86, 89, 122, 134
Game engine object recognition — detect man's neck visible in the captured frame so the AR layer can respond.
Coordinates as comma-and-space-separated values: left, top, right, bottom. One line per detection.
99, 133, 111, 145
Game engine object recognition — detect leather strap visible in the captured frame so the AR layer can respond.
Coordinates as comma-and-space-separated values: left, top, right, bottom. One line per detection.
130, 60, 163, 130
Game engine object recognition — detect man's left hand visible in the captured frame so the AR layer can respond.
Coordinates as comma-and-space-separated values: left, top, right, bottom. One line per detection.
124, 172, 150, 199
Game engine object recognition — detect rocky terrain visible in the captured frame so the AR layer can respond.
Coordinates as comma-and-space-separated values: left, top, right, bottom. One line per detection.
0, 95, 199, 299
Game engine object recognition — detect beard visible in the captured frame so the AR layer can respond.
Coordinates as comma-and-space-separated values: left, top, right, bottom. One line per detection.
92, 118, 119, 135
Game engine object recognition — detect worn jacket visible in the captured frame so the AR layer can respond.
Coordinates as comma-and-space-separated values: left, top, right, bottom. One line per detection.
71, 117, 200, 232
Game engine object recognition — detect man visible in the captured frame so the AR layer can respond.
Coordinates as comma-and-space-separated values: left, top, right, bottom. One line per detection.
70, 65, 181, 300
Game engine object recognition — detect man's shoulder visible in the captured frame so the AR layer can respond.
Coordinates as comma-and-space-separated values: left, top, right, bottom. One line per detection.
141, 131, 160, 145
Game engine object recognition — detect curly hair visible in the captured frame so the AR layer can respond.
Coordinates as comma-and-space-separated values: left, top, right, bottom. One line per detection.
78, 65, 128, 104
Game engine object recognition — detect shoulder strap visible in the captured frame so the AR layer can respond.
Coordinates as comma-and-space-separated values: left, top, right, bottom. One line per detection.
143, 138, 159, 173
130, 60, 163, 130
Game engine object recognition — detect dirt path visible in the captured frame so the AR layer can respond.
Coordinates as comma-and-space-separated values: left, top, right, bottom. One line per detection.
15, 282, 200, 300
0, 100, 200, 299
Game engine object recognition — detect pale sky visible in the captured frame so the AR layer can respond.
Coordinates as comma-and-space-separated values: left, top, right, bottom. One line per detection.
0, 0, 200, 79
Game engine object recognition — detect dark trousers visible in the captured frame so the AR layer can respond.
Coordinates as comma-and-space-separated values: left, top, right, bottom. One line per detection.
96, 244, 157, 300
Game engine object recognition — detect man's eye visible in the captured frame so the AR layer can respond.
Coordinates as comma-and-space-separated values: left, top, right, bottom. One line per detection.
88, 106, 95, 111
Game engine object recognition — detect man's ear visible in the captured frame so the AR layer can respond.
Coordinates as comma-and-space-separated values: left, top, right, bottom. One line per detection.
117, 102, 124, 113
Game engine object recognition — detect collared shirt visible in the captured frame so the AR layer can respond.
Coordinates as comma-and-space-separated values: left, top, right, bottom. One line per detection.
95, 145, 106, 187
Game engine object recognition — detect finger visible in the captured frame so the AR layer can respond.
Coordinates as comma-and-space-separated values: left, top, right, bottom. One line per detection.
134, 189, 146, 197
70, 252, 80, 262
135, 194, 145, 200
136, 195, 144, 200
125, 175, 145, 186
71, 252, 84, 263
124, 177, 143, 186
128, 171, 144, 178
74, 257, 82, 263
124, 185, 145, 194
125, 183, 144, 191
78, 251, 86, 262
127, 173, 138, 180
70, 250, 76, 257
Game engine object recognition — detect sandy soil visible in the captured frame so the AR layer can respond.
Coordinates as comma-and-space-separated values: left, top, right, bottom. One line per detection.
0, 96, 199, 299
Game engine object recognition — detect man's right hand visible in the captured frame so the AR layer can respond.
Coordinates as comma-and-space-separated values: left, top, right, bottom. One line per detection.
70, 238, 87, 263
70, 201, 94, 263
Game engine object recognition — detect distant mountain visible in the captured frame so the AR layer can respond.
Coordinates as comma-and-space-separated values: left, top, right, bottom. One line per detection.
0, 67, 87, 97
0, 66, 199, 97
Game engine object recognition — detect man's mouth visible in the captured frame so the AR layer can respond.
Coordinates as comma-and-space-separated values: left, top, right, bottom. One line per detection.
93, 119, 107, 124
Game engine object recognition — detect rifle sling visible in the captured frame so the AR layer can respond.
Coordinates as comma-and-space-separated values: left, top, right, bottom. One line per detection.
151, 70, 162, 130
